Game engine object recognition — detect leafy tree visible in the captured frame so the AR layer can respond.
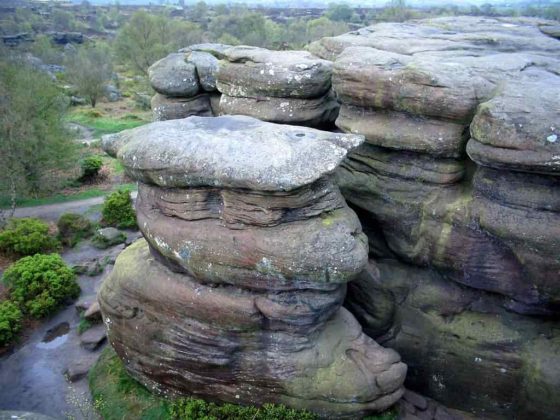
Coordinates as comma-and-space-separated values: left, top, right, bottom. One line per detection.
378, 0, 415, 22
307, 17, 349, 40
65, 45, 113, 108
326, 3, 354, 22
0, 54, 77, 213
113, 11, 202, 75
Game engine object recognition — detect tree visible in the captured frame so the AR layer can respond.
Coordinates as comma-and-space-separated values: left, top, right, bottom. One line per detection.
113, 11, 202, 75
306, 17, 349, 41
326, 3, 354, 22
0, 54, 77, 218
65, 45, 113, 108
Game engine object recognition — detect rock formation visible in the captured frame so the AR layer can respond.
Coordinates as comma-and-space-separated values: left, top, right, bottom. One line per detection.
313, 16, 560, 419
148, 45, 339, 128
99, 115, 407, 418
148, 44, 226, 121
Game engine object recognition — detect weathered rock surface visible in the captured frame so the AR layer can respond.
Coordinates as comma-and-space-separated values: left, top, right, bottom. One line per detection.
216, 46, 332, 99
336, 106, 467, 158
99, 116, 407, 417
101, 240, 405, 418
148, 53, 198, 97
309, 16, 560, 60
468, 70, 560, 174
219, 92, 339, 127
345, 261, 560, 419
321, 16, 560, 419
151, 93, 212, 121
186, 50, 220, 92
117, 115, 363, 190
80, 324, 107, 351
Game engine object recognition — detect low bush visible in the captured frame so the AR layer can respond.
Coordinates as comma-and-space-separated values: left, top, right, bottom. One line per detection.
57, 213, 94, 247
101, 189, 136, 229
80, 155, 104, 181
2, 254, 80, 318
0, 218, 60, 256
169, 399, 317, 420
0, 300, 23, 347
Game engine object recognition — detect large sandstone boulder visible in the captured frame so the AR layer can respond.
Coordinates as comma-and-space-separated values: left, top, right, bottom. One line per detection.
468, 70, 560, 174
117, 115, 363, 190
151, 93, 212, 121
148, 53, 199, 97
99, 115, 407, 418
216, 46, 332, 99
336, 105, 467, 158
333, 47, 494, 123
219, 92, 339, 128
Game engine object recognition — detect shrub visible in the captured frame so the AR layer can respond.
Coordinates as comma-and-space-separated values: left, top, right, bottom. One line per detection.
80, 155, 103, 181
0, 218, 60, 256
101, 189, 136, 229
57, 213, 94, 247
169, 399, 318, 420
2, 254, 80, 318
0, 300, 22, 347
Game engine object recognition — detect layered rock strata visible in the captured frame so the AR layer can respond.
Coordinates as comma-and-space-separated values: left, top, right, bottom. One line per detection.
99, 115, 407, 418
317, 16, 560, 419
216, 46, 339, 128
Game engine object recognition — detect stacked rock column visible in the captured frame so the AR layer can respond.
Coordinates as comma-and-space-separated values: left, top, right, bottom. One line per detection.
99, 115, 407, 418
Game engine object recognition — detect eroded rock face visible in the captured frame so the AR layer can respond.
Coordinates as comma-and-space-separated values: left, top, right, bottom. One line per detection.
216, 46, 332, 99
344, 261, 560, 419
99, 115, 407, 418
219, 92, 339, 128
151, 93, 212, 121
148, 53, 199, 97
117, 115, 363, 190
322, 16, 560, 419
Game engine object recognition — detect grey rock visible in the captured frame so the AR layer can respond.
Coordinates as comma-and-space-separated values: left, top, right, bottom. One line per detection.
104, 84, 121, 102
101, 132, 128, 158
468, 70, 560, 174
75, 295, 97, 313
92, 228, 126, 250
540, 24, 560, 39
118, 115, 364, 191
332, 47, 494, 123
404, 389, 428, 411
151, 93, 212, 121
336, 105, 467, 158
217, 46, 332, 99
179, 43, 232, 59
148, 53, 198, 97
219, 91, 339, 128
84, 301, 101, 322
63, 358, 96, 382
187, 50, 219, 92
308, 16, 560, 60
79, 324, 106, 351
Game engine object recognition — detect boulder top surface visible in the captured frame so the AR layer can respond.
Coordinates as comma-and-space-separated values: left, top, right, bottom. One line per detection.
308, 16, 560, 60
118, 115, 364, 191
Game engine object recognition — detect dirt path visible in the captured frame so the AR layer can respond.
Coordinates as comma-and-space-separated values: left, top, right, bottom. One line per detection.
12, 192, 137, 223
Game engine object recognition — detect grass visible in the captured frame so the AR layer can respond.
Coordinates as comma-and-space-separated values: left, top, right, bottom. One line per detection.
89, 347, 399, 420
77, 315, 93, 335
0, 183, 136, 209
66, 109, 148, 138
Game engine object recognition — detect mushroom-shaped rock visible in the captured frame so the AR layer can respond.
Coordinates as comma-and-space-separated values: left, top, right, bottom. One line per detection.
98, 115, 406, 418
117, 115, 364, 190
